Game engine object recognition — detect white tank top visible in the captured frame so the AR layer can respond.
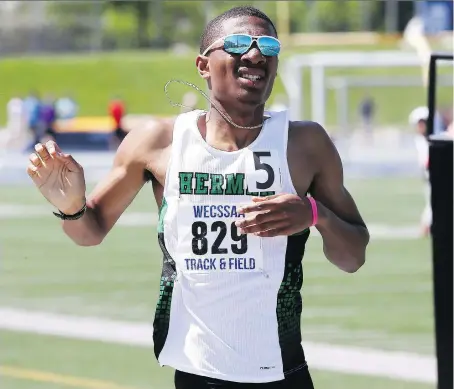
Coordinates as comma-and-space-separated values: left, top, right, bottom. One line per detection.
153, 110, 310, 383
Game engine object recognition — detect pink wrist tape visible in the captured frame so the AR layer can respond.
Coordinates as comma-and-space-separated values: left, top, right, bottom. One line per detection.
308, 197, 318, 226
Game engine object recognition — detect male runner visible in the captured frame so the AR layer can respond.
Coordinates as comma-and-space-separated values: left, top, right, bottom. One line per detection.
26, 6, 369, 389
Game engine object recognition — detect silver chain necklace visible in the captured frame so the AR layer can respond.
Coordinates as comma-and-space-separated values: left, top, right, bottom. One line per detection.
164, 79, 264, 130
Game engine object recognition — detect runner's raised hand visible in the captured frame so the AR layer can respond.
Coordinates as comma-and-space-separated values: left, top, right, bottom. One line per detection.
26, 141, 86, 214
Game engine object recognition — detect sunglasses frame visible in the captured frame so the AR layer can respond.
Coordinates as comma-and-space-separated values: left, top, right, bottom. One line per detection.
202, 34, 281, 57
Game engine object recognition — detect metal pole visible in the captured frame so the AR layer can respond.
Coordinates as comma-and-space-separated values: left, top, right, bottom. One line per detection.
311, 65, 326, 125
276, 1, 290, 45
427, 53, 454, 389
338, 81, 349, 136
427, 55, 437, 137
154, 0, 163, 45
359, 1, 371, 31
281, 60, 303, 121
385, 0, 399, 33
306, 0, 318, 33
91, 1, 103, 52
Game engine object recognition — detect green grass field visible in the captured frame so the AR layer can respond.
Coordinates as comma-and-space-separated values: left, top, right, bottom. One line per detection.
0, 176, 435, 389
1, 45, 452, 128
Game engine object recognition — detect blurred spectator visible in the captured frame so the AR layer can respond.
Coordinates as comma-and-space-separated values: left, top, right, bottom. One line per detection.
55, 94, 78, 120
359, 94, 375, 135
40, 97, 57, 142
23, 91, 42, 144
4, 96, 28, 150
6, 96, 27, 133
439, 106, 453, 132
430, 108, 446, 135
408, 106, 431, 237
409, 105, 448, 137
409, 106, 429, 138
109, 97, 127, 149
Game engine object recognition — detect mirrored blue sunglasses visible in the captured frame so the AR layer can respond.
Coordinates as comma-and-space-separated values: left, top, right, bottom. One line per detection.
202, 34, 281, 57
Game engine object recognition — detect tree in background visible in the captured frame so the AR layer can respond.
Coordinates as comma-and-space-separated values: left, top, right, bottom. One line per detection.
44, 0, 417, 52
108, 1, 151, 48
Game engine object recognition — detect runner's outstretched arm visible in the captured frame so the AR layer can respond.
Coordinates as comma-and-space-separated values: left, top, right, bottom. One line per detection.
307, 122, 369, 273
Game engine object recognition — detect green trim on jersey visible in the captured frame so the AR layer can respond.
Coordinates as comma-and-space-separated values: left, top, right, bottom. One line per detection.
154, 273, 175, 333
276, 231, 310, 373
154, 196, 178, 358
276, 261, 303, 343
157, 197, 168, 233
153, 231, 177, 358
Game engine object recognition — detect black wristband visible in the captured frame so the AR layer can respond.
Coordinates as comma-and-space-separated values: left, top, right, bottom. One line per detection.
53, 203, 87, 220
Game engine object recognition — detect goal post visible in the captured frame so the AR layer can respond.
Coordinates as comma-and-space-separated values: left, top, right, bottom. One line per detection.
280, 51, 451, 125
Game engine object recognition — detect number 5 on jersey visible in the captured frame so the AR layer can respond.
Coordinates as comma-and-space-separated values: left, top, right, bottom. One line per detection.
245, 150, 282, 194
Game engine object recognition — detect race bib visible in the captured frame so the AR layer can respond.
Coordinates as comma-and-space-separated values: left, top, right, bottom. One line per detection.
176, 202, 264, 273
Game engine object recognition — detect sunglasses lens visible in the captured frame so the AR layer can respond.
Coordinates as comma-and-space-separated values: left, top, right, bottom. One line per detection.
257, 36, 280, 56
224, 35, 253, 54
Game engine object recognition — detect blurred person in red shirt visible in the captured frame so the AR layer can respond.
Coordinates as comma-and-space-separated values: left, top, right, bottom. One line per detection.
108, 97, 127, 149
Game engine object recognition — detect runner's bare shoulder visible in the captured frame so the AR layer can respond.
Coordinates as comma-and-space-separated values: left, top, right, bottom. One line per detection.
289, 120, 331, 146
115, 117, 175, 168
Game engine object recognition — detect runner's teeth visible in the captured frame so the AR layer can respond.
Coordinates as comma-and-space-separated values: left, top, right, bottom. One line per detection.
242, 75, 261, 81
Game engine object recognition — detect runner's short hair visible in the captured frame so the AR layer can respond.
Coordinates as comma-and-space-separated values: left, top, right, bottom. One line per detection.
199, 6, 278, 55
